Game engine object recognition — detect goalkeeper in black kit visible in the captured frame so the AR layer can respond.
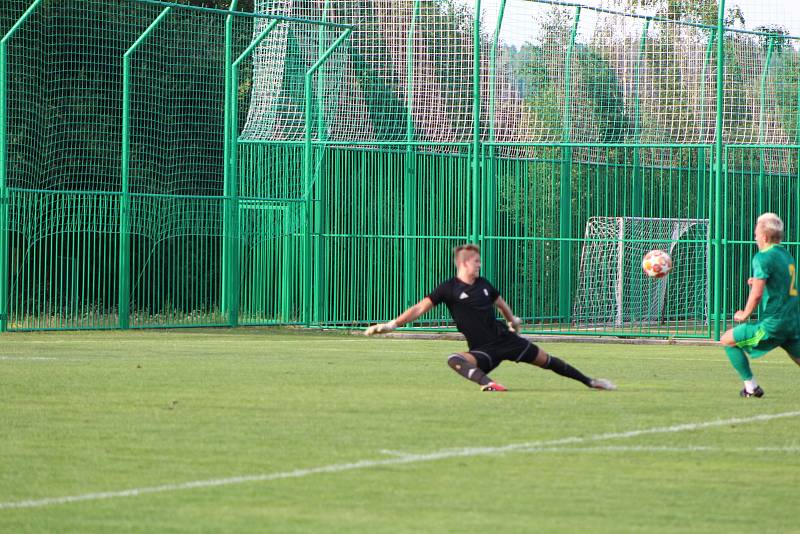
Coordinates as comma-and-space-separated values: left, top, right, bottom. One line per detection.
365, 244, 617, 392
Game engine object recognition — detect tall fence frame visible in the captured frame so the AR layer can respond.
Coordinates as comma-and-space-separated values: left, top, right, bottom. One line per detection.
0, 0, 353, 331
1, 0, 798, 339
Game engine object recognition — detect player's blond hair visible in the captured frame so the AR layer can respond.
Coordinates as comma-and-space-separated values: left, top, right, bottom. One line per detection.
453, 243, 480, 264
757, 212, 784, 243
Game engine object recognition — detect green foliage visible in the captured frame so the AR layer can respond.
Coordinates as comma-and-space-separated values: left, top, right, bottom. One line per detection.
350, 51, 409, 142
434, 0, 475, 34
170, 0, 254, 10
509, 44, 562, 143
0, 1, 28, 35
576, 46, 633, 144
772, 52, 800, 141
620, 0, 745, 27
755, 24, 791, 53
5, 0, 235, 194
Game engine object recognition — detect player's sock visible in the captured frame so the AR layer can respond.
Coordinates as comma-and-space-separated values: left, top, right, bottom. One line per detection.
542, 355, 592, 387
447, 354, 491, 386
744, 379, 759, 394
724, 346, 753, 381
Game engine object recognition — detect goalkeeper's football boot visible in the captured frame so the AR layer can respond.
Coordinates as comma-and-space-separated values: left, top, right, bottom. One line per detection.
589, 378, 617, 391
740, 385, 764, 398
481, 382, 508, 392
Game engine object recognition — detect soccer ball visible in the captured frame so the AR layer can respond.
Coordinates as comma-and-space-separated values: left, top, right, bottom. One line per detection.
642, 249, 672, 278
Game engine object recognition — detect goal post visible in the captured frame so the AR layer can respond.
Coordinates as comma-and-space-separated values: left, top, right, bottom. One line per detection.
572, 216, 710, 329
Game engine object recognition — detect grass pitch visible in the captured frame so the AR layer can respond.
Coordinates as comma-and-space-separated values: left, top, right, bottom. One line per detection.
1, 329, 798, 533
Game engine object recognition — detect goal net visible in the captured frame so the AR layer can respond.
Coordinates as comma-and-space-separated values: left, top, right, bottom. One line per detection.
572, 217, 710, 328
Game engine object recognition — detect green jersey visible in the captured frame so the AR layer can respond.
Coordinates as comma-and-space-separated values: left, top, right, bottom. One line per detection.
751, 244, 800, 336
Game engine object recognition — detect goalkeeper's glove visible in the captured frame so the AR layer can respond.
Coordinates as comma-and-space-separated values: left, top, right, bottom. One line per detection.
507, 316, 522, 333
364, 320, 398, 336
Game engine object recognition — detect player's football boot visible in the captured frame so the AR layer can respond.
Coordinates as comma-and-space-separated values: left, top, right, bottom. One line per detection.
589, 378, 617, 391
481, 382, 508, 392
740, 385, 764, 398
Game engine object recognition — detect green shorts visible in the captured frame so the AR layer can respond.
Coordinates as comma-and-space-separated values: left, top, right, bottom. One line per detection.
733, 322, 800, 359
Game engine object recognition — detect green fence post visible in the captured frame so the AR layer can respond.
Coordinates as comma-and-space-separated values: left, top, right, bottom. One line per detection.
713, 0, 726, 340
303, 27, 352, 326
315, 0, 331, 325
0, 41, 7, 333
631, 17, 650, 218
697, 28, 716, 339
471, 0, 482, 245
558, 6, 580, 323
404, 0, 420, 312
221, 0, 238, 319
757, 36, 774, 217
0, 0, 42, 332
485, 0, 507, 286
230, 19, 280, 327
121, 6, 172, 329
796, 56, 800, 246
697, 29, 716, 222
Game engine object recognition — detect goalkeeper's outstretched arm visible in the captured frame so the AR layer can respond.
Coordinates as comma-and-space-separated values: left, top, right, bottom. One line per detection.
364, 297, 434, 336
494, 295, 522, 333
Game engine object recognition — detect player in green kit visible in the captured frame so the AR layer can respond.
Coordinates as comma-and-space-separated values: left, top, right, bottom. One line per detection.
720, 213, 800, 397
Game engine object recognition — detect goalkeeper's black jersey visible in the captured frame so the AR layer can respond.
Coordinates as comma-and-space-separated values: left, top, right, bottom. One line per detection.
427, 276, 511, 349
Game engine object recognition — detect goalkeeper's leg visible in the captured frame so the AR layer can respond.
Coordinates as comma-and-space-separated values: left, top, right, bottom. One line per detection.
523, 345, 616, 390
447, 353, 505, 390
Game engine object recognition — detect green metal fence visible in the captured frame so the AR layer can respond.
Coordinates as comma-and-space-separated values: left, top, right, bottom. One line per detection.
1, 0, 798, 339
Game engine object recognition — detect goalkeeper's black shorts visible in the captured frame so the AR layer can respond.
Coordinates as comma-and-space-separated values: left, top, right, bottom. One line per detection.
468, 335, 539, 373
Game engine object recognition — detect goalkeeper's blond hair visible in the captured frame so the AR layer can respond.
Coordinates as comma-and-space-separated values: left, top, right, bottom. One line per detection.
757, 212, 784, 243
453, 243, 480, 265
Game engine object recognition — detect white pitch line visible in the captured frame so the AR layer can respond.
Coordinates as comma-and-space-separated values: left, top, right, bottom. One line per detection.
532, 445, 800, 453
599, 355, 794, 365
0, 356, 59, 361
1, 411, 798, 511
379, 449, 418, 458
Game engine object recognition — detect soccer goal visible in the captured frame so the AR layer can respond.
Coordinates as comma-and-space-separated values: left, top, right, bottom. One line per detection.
572, 217, 710, 329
